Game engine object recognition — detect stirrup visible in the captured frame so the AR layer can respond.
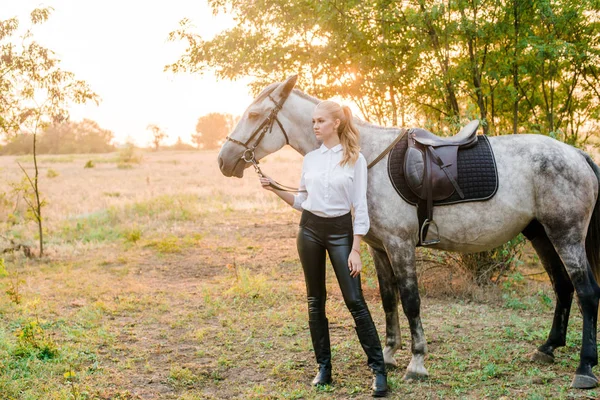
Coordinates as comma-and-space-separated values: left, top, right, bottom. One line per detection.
420, 219, 440, 246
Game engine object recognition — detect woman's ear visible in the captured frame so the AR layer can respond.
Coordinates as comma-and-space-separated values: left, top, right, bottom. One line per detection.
334, 119, 341, 131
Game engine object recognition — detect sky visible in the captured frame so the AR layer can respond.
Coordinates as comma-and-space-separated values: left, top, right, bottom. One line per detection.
2, 0, 255, 146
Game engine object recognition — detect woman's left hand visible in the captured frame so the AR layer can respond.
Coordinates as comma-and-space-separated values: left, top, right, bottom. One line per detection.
348, 249, 362, 277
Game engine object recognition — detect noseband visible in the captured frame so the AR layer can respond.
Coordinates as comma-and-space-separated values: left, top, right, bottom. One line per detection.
226, 92, 305, 193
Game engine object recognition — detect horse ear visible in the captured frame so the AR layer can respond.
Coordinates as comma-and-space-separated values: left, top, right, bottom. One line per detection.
279, 75, 298, 100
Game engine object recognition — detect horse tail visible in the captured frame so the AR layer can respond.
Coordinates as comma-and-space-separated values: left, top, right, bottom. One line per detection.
581, 151, 600, 284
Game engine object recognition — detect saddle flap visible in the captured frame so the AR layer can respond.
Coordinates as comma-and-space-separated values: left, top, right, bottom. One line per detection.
429, 146, 459, 200
404, 147, 425, 196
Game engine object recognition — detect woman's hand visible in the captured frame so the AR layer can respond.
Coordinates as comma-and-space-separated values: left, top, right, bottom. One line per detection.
260, 175, 275, 191
348, 248, 362, 277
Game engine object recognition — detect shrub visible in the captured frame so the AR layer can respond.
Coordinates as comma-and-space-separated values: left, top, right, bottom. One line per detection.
84, 160, 94, 168
118, 143, 142, 165
454, 235, 527, 286
14, 321, 59, 360
46, 169, 59, 178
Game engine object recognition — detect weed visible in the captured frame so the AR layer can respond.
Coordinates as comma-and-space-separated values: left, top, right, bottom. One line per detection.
46, 168, 59, 178
502, 292, 527, 310
482, 362, 498, 380
118, 143, 142, 164
123, 227, 142, 243
2, 262, 24, 305
144, 235, 181, 253
14, 320, 59, 360
59, 209, 121, 243
84, 160, 95, 168
168, 366, 199, 388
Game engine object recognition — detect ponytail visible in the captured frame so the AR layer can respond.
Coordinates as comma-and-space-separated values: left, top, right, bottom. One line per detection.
315, 100, 361, 167
339, 105, 360, 167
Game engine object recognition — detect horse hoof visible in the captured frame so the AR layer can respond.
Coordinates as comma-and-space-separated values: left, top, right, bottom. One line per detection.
571, 374, 599, 389
403, 371, 429, 381
530, 350, 554, 364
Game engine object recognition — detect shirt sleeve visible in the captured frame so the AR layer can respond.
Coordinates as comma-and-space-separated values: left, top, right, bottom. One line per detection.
352, 154, 370, 235
292, 158, 307, 211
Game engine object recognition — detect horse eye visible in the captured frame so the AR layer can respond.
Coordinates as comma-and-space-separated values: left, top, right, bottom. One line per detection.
248, 112, 259, 119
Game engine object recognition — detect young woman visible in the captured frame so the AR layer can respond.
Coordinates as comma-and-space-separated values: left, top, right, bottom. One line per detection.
260, 100, 388, 397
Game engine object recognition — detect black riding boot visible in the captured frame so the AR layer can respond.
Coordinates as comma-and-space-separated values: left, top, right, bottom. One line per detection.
355, 319, 388, 397
308, 318, 332, 386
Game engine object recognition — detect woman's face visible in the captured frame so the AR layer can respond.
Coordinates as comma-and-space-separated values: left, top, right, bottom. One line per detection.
312, 107, 340, 143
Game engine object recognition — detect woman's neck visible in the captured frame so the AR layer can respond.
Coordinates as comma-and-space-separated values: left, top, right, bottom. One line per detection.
322, 137, 341, 149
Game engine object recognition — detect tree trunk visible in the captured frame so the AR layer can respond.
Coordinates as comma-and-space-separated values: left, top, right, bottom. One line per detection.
512, 0, 519, 135
33, 132, 43, 257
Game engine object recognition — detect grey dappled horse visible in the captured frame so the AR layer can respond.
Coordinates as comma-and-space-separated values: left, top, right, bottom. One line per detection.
217, 76, 600, 389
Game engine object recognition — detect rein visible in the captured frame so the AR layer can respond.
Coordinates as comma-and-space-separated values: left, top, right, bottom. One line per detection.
366, 128, 407, 170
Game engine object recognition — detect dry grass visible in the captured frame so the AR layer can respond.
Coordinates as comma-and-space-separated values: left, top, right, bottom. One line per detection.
0, 148, 596, 399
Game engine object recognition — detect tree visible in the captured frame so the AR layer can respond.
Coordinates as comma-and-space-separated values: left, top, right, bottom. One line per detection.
192, 112, 236, 149
147, 124, 167, 151
168, 0, 600, 144
0, 7, 98, 256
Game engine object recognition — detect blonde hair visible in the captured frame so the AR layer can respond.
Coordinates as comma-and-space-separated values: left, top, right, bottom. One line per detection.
316, 100, 360, 167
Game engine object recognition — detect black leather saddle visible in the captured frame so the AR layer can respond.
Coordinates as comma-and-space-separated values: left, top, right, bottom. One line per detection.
388, 120, 497, 245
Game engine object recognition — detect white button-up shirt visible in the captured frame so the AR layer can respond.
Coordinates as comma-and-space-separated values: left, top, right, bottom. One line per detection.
292, 143, 370, 235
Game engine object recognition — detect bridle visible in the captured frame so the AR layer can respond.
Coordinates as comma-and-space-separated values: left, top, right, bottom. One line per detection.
225, 92, 305, 193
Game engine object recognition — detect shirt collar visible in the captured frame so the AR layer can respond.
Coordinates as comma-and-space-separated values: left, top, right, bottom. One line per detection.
319, 143, 343, 153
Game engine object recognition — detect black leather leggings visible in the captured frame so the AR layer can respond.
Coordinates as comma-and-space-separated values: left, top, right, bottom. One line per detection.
297, 210, 373, 325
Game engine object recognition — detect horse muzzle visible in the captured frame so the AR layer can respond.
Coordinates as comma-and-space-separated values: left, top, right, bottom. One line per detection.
217, 146, 249, 178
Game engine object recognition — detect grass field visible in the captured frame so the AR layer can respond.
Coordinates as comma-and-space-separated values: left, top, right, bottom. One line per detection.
0, 148, 598, 399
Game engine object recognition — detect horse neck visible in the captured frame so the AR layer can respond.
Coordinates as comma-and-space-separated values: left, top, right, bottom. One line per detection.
286, 91, 403, 160
355, 122, 404, 165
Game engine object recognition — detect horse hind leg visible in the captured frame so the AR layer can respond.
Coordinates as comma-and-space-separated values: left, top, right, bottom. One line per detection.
544, 230, 600, 389
523, 220, 574, 364
370, 247, 401, 367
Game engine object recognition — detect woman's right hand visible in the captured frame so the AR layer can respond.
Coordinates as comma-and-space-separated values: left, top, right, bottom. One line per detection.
260, 175, 276, 192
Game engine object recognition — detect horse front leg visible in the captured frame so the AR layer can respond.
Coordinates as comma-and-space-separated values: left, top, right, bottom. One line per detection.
369, 246, 401, 367
385, 239, 429, 380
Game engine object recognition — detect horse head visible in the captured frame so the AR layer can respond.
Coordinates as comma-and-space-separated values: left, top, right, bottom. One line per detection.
217, 75, 319, 178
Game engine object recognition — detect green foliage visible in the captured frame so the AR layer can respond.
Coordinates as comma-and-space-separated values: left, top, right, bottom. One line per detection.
168, 366, 201, 388
84, 159, 95, 168
14, 320, 59, 360
169, 0, 600, 143
59, 209, 121, 243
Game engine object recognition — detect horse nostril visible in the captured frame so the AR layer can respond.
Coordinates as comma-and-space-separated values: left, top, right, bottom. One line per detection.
218, 156, 224, 170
